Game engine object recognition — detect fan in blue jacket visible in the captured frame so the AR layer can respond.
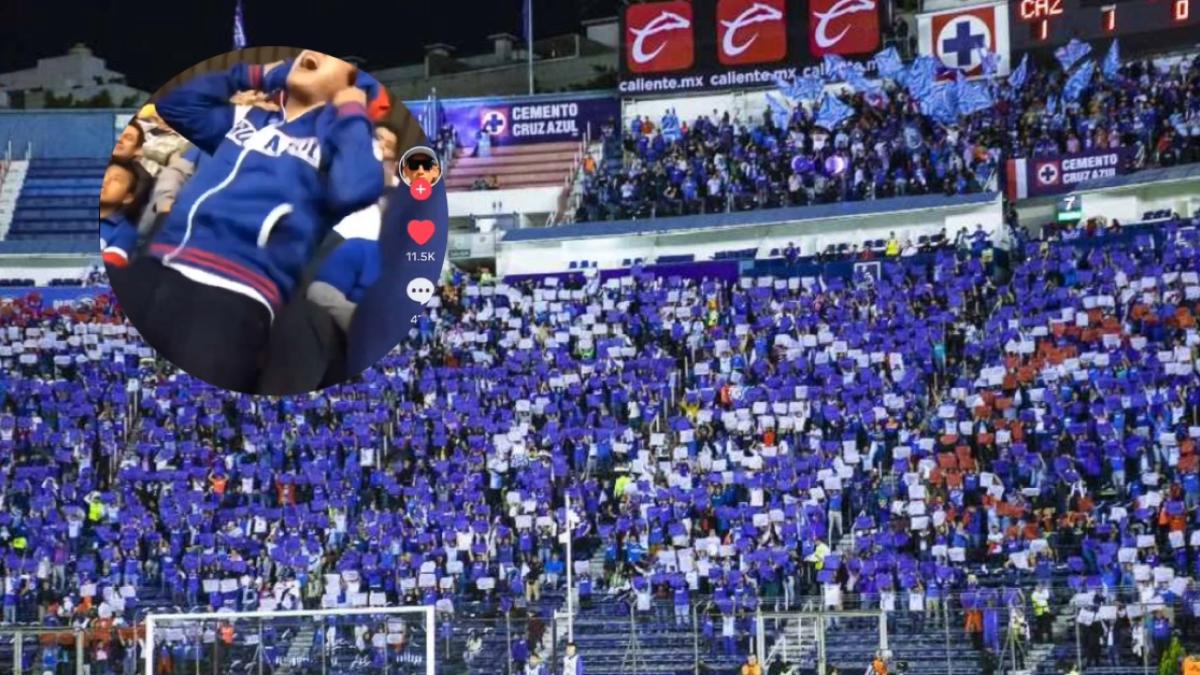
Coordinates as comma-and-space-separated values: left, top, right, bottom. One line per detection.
150, 52, 384, 314
98, 159, 141, 268
122, 51, 385, 392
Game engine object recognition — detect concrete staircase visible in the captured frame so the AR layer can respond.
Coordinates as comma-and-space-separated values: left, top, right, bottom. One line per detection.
277, 624, 316, 673
0, 159, 29, 239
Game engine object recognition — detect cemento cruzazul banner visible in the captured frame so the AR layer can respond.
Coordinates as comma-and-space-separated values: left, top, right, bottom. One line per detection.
1006, 147, 1136, 200
406, 95, 620, 149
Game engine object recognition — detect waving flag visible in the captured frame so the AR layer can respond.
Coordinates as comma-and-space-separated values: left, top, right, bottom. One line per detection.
823, 54, 849, 81
1102, 39, 1121, 81
905, 56, 939, 101
921, 83, 959, 126
955, 71, 993, 116
1009, 54, 1029, 90
843, 68, 879, 96
766, 93, 791, 122
418, 91, 445, 145
1063, 60, 1095, 102
814, 93, 853, 131
1169, 113, 1189, 136
1055, 39, 1092, 71
873, 47, 905, 82
232, 0, 248, 50
978, 49, 1001, 78
796, 75, 826, 101
774, 74, 795, 98
775, 75, 824, 102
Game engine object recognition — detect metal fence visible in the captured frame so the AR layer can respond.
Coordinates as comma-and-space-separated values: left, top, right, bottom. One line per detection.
2, 590, 1198, 674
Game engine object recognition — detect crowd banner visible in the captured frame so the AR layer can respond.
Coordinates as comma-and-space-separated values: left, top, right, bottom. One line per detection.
617, 0, 884, 96
1005, 147, 1136, 200
405, 94, 620, 148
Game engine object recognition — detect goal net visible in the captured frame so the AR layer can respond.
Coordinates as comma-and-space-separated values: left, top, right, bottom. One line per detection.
759, 607, 890, 674
144, 606, 435, 675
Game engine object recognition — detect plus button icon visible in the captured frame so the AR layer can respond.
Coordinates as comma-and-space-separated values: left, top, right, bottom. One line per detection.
942, 21, 985, 68
482, 112, 506, 135
410, 177, 433, 201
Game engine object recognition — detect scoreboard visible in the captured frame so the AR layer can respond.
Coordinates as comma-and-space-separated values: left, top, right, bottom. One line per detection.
1056, 194, 1084, 222
1010, 0, 1198, 53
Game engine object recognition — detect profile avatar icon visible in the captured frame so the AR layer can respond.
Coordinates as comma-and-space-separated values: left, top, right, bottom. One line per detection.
398, 145, 441, 187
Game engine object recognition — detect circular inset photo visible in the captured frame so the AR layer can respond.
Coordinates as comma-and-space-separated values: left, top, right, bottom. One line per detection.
100, 47, 448, 395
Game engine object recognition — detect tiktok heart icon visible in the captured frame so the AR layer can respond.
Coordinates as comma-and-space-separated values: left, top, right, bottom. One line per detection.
407, 220, 436, 246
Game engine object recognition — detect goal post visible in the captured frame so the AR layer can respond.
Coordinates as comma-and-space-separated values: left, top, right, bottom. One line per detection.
144, 605, 436, 675
757, 607, 890, 675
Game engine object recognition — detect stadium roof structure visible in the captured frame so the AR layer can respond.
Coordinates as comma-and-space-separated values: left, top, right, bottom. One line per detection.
505, 191, 1001, 243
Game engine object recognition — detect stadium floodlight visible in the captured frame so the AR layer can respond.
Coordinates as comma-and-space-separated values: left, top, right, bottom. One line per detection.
144, 605, 435, 675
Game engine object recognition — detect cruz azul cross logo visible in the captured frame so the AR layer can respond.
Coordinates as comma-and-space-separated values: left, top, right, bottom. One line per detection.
923, 5, 1009, 76
1035, 161, 1060, 186
624, 1, 694, 73
809, 0, 880, 56
480, 110, 508, 137
716, 0, 787, 65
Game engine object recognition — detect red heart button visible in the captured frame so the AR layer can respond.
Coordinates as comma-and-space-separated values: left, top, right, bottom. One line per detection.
407, 219, 435, 246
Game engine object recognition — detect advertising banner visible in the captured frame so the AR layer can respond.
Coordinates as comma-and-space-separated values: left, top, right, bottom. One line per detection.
1005, 147, 1136, 199
406, 95, 619, 149
617, 0, 885, 96
917, 2, 1011, 76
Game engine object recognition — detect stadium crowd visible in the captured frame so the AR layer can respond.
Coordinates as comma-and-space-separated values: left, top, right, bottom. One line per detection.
6, 39, 1200, 675
2, 207, 1199, 672
575, 52, 1200, 222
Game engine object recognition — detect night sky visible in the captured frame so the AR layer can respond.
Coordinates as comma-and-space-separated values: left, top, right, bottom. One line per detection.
0, 0, 620, 92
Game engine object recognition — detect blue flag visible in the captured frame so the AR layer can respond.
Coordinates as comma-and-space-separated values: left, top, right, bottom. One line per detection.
774, 74, 795, 98
815, 93, 853, 130
921, 83, 959, 126
905, 56, 938, 102
1055, 39, 1092, 71
873, 47, 905, 82
232, 0, 247, 50
418, 91, 444, 144
775, 75, 824, 102
978, 49, 1000, 78
1045, 94, 1058, 116
823, 54, 849, 81
766, 93, 791, 122
843, 68, 879, 96
795, 75, 826, 101
1102, 39, 1121, 81
1170, 113, 1192, 136
955, 71, 993, 116
1009, 54, 1029, 90
1063, 60, 1095, 102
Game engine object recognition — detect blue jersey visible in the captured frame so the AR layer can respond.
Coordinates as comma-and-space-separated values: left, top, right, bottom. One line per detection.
153, 62, 383, 313
99, 214, 138, 265
314, 237, 380, 304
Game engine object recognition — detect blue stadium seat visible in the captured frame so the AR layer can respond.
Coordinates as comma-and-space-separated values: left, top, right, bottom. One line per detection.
4, 158, 106, 248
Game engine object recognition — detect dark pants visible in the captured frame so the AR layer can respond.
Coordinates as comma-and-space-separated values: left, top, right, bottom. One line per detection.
114, 258, 270, 393
257, 296, 348, 395
1035, 613, 1052, 642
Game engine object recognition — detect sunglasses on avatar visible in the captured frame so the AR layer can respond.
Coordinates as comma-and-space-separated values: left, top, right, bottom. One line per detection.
406, 156, 437, 171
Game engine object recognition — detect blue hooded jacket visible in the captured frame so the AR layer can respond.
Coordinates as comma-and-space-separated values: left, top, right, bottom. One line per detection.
153, 61, 383, 312
99, 213, 138, 265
